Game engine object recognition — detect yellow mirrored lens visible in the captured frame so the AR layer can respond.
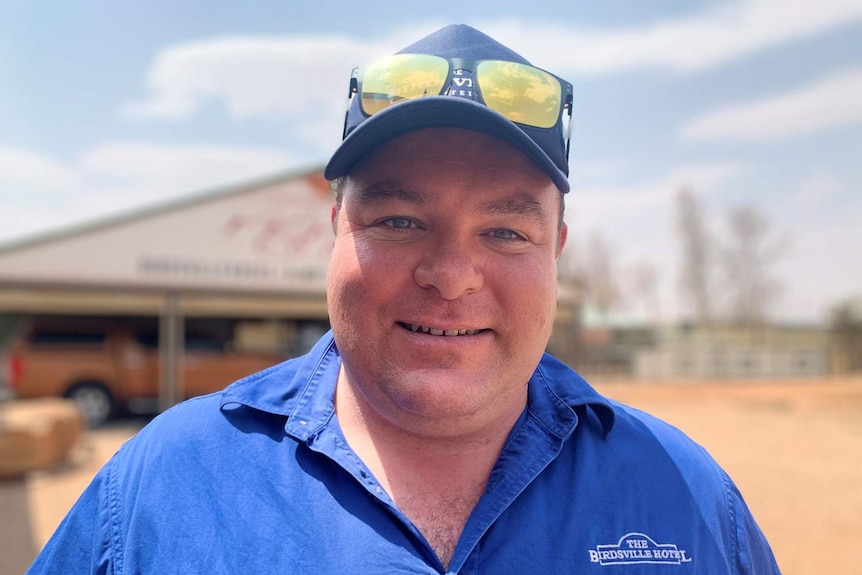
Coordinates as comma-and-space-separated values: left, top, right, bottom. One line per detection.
360, 54, 449, 115
476, 61, 561, 128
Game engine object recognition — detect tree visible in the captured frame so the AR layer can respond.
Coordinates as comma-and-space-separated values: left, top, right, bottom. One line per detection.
627, 260, 661, 320
558, 230, 623, 318
582, 230, 621, 319
720, 205, 786, 324
556, 235, 581, 285
675, 187, 715, 324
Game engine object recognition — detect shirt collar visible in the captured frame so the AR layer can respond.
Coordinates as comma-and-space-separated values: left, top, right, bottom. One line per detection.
220, 331, 615, 439
220, 332, 341, 440
531, 353, 616, 437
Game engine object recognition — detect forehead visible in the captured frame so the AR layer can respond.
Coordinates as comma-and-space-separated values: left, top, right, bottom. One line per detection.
343, 128, 560, 209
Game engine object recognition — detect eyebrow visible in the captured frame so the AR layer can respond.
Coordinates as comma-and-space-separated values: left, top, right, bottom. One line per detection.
477, 195, 550, 226
354, 184, 431, 206
353, 184, 551, 226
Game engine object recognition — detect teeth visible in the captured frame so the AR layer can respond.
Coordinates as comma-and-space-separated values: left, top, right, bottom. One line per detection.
404, 323, 480, 336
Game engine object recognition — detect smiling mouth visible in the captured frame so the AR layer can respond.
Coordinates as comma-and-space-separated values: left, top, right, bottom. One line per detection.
397, 322, 487, 336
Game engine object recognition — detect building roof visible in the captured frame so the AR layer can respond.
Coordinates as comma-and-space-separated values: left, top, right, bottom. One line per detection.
0, 165, 334, 295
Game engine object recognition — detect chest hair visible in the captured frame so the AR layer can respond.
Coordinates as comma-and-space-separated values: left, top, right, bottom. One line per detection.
392, 481, 485, 569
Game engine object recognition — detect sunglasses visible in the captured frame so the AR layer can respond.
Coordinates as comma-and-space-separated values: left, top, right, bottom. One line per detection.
344, 53, 573, 158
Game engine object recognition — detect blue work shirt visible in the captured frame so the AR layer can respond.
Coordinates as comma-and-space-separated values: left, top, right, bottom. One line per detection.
29, 332, 780, 574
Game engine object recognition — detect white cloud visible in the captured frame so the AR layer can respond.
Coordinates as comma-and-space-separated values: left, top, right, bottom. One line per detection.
120, 34, 391, 122
768, 168, 860, 320
0, 205, 76, 245
568, 158, 629, 184
774, 215, 862, 321
0, 147, 81, 196
120, 1, 862, 128
118, 21, 448, 125
80, 141, 296, 197
681, 66, 862, 141
567, 162, 743, 230
0, 142, 301, 244
483, 0, 862, 75
790, 170, 844, 207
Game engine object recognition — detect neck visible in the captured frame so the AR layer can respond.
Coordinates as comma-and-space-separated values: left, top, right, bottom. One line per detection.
334, 366, 524, 470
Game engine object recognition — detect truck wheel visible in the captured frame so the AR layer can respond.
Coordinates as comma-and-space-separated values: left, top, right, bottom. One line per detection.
66, 383, 113, 427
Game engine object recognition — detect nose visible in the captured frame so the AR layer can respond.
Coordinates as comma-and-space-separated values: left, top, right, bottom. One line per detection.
413, 236, 484, 300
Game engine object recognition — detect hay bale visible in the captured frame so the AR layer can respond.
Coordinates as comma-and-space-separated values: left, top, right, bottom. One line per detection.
0, 399, 84, 478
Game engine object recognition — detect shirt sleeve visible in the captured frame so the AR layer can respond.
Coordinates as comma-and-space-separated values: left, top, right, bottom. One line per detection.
726, 473, 782, 575
26, 460, 116, 575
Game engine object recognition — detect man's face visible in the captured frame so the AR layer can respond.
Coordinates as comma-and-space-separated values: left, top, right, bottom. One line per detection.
327, 127, 567, 437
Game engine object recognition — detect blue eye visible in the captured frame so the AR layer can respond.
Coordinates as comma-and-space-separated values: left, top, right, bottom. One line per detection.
491, 229, 524, 241
388, 217, 413, 229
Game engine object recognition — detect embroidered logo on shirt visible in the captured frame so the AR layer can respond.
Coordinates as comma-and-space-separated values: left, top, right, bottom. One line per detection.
588, 533, 693, 566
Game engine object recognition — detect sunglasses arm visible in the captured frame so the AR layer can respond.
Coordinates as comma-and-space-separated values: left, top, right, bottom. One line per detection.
341, 73, 360, 140
564, 94, 573, 161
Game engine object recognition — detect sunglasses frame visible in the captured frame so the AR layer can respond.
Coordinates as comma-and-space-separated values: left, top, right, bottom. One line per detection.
343, 55, 574, 161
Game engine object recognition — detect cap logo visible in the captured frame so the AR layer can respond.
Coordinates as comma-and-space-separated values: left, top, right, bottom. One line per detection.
445, 69, 475, 101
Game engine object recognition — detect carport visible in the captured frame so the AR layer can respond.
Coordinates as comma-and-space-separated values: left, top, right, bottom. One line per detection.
0, 167, 334, 414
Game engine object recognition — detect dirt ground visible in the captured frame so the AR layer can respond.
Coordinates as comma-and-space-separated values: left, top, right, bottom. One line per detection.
2, 375, 860, 574
593, 376, 862, 575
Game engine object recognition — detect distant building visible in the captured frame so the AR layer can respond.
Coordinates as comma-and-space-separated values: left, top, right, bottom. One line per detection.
635, 323, 831, 380
830, 294, 862, 374
0, 167, 338, 407
0, 167, 335, 324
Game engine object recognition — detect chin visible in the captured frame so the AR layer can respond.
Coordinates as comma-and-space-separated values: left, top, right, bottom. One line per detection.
386, 369, 496, 411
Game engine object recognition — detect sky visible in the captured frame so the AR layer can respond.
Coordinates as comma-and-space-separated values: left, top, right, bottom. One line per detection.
1, 0, 860, 324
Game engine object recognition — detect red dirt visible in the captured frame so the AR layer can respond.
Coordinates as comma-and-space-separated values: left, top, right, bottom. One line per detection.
594, 376, 862, 575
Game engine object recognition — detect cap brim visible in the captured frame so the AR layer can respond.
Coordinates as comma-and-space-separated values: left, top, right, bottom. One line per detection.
324, 97, 570, 193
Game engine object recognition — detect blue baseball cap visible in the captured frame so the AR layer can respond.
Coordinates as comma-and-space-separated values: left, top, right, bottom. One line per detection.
324, 24, 573, 193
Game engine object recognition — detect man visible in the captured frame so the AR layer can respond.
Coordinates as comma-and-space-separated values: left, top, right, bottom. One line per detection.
29, 24, 780, 574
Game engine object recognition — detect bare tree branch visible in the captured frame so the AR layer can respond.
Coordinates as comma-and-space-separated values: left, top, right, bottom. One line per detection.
721, 204, 787, 324
675, 187, 715, 324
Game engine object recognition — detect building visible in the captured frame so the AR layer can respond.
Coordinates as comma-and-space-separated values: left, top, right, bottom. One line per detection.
0, 167, 336, 407
634, 323, 831, 380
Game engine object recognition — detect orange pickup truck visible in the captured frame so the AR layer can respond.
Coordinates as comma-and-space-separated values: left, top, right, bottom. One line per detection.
3, 319, 284, 426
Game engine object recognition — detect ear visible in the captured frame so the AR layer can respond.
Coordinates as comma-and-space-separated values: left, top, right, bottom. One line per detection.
556, 222, 568, 259
330, 202, 339, 234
